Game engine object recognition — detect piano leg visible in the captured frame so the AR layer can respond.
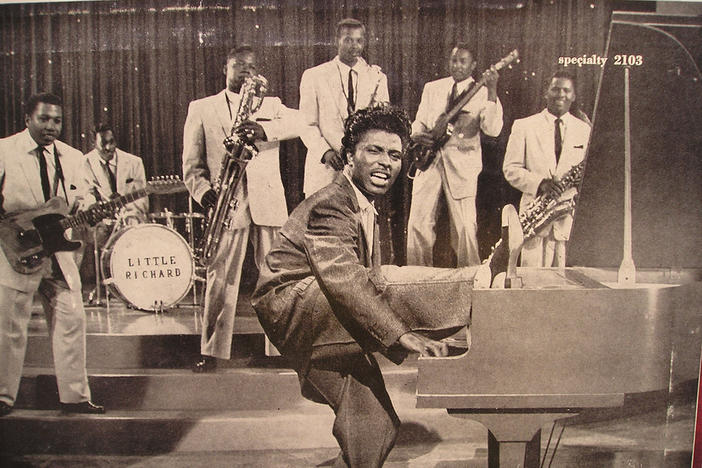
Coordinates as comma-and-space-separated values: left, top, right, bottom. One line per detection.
488, 430, 540, 468
448, 410, 577, 468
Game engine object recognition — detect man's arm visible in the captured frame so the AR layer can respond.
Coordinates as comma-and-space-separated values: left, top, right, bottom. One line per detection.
182, 101, 212, 205
503, 119, 543, 196
303, 201, 410, 351
126, 156, 149, 214
299, 68, 335, 164
411, 83, 434, 146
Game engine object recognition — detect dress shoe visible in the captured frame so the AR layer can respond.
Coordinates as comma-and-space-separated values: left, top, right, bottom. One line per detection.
60, 401, 105, 414
475, 204, 523, 288
0, 401, 12, 417
192, 355, 217, 373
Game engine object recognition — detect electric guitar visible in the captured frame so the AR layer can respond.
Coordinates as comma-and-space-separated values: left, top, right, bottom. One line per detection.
0, 176, 186, 274
408, 49, 519, 176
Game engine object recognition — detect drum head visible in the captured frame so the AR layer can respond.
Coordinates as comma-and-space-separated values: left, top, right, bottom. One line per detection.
101, 224, 194, 311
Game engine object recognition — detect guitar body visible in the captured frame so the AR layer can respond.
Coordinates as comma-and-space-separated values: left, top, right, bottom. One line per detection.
0, 197, 80, 274
0, 177, 185, 275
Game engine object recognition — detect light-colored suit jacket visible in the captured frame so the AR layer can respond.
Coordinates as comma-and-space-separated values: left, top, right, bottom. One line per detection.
299, 57, 389, 195
182, 89, 301, 227
503, 109, 591, 240
412, 77, 503, 199
0, 129, 92, 291
82, 148, 148, 215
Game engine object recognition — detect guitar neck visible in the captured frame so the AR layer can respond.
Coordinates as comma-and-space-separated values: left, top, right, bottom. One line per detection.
59, 188, 149, 230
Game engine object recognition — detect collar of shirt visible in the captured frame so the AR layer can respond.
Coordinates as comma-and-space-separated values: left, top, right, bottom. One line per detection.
543, 108, 572, 127
453, 76, 475, 95
99, 152, 118, 170
334, 55, 367, 75
343, 169, 376, 214
22, 128, 56, 168
225, 89, 240, 104
343, 169, 377, 254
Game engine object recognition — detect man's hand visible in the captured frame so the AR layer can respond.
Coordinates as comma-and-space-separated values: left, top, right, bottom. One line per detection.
398, 331, 448, 357
411, 131, 435, 147
238, 120, 267, 142
484, 66, 499, 102
200, 189, 218, 211
537, 178, 557, 196
322, 149, 345, 171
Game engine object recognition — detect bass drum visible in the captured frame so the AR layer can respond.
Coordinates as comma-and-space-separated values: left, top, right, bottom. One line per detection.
101, 223, 194, 311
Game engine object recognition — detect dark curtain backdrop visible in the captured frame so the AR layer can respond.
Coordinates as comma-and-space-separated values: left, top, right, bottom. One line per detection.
0, 0, 613, 265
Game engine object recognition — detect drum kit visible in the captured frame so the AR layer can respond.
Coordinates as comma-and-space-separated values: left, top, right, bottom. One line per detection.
90, 201, 206, 312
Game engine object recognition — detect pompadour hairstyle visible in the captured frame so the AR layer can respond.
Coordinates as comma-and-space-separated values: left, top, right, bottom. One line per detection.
340, 105, 412, 164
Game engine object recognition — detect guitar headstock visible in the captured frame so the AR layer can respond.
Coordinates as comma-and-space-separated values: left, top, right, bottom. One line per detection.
146, 176, 187, 195
494, 49, 520, 71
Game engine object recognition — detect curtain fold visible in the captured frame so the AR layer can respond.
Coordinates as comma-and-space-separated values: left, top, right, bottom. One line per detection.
0, 0, 613, 262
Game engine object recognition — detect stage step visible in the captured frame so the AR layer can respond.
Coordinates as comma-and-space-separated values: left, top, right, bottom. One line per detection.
0, 405, 480, 455
14, 363, 418, 411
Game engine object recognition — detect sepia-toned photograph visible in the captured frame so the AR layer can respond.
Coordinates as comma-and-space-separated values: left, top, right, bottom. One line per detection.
0, 0, 701, 466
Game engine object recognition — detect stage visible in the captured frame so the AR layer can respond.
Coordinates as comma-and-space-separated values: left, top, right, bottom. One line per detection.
0, 291, 696, 467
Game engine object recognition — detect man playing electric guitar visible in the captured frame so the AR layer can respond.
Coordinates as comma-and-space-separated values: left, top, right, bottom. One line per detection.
407, 44, 503, 268
0, 92, 105, 416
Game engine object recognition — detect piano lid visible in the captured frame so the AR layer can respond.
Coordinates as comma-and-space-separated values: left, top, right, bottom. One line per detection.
568, 12, 702, 269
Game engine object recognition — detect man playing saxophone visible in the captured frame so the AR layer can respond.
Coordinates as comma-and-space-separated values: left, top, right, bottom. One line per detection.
182, 45, 301, 372
503, 70, 591, 267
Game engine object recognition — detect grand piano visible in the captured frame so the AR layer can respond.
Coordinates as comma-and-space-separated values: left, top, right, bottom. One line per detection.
416, 12, 702, 467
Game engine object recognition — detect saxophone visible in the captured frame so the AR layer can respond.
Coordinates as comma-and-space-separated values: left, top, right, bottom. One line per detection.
199, 74, 268, 266
519, 160, 585, 239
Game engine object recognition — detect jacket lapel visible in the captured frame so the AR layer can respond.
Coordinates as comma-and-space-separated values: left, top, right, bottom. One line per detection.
17, 140, 45, 204
535, 114, 557, 172
355, 63, 374, 109
324, 61, 349, 120
214, 90, 233, 136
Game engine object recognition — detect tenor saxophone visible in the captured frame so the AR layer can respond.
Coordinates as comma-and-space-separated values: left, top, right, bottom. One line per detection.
199, 75, 268, 265
519, 160, 585, 239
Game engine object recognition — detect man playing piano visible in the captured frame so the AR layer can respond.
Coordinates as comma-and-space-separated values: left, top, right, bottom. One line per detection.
503, 70, 591, 267
252, 105, 522, 467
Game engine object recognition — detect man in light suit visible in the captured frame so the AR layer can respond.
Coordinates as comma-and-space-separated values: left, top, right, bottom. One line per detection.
78, 123, 149, 296
82, 123, 148, 220
0, 93, 104, 416
407, 44, 503, 267
182, 46, 300, 372
503, 71, 591, 267
253, 106, 522, 467
299, 18, 390, 197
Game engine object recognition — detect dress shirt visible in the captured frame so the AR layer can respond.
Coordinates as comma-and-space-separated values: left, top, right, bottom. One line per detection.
543, 110, 569, 151
343, 170, 376, 256
101, 158, 118, 194
453, 76, 475, 96
334, 56, 362, 109
22, 130, 57, 197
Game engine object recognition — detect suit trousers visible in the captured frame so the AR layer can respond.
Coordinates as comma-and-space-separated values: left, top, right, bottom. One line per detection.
303, 353, 400, 468
521, 232, 567, 267
0, 274, 91, 406
201, 205, 278, 359
407, 156, 480, 267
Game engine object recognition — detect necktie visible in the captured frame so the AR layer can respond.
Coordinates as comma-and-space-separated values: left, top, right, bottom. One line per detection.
554, 118, 563, 164
447, 81, 458, 111
347, 69, 355, 115
105, 162, 117, 194
36, 146, 51, 201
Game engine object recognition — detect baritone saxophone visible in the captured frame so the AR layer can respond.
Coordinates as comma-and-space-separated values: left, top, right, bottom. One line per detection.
199, 75, 268, 266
